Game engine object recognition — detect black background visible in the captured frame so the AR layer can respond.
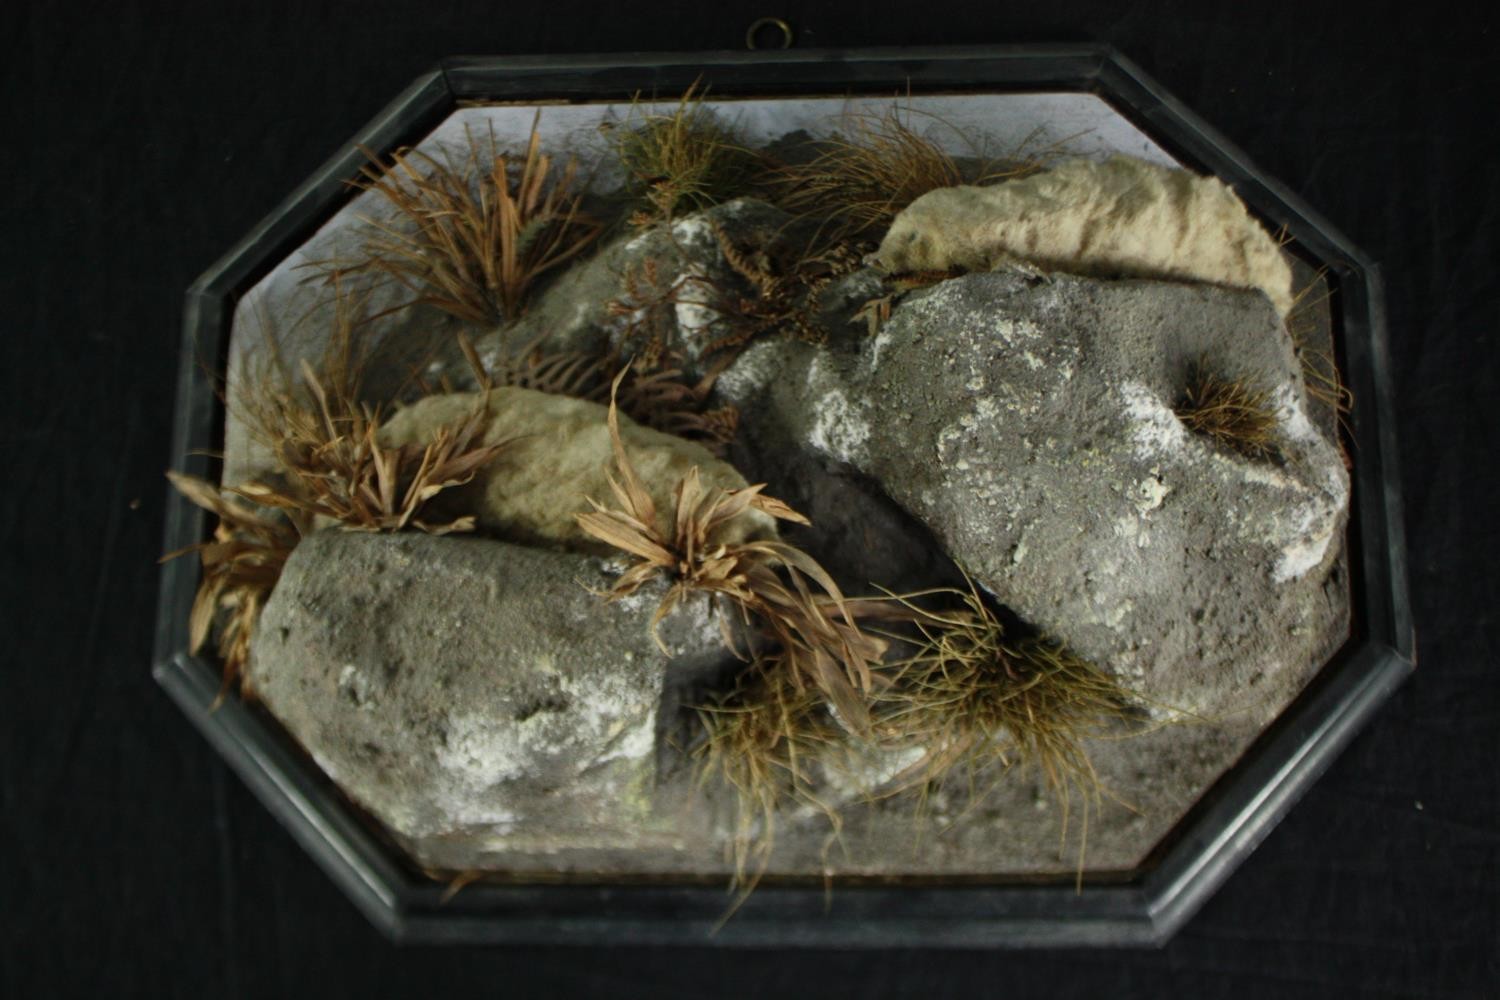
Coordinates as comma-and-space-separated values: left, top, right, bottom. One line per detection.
4, 2, 1496, 997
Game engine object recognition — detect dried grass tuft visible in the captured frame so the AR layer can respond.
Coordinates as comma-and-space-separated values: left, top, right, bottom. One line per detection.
1174, 362, 1280, 461
575, 375, 888, 731
775, 106, 1045, 243
333, 116, 602, 325
872, 583, 1136, 871
694, 654, 843, 894
1285, 267, 1355, 427
610, 79, 757, 225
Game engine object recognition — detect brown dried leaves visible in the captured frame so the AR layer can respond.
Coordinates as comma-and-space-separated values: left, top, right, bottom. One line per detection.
575, 376, 887, 731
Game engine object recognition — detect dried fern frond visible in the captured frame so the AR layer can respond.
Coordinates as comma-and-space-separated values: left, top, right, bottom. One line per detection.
610, 79, 757, 225
872, 583, 1134, 862
694, 654, 844, 895
1174, 362, 1280, 461
575, 376, 887, 730
334, 115, 602, 325
605, 221, 864, 370
163, 472, 299, 697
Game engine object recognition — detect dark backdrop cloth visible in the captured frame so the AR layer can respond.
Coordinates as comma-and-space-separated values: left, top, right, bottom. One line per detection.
3, 2, 1495, 997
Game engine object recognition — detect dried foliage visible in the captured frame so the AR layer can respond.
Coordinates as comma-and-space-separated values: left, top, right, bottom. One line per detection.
605, 257, 708, 371
610, 80, 757, 225
1174, 362, 1280, 461
460, 332, 739, 454
699, 221, 866, 357
775, 107, 1044, 243
694, 655, 843, 893
168, 301, 513, 695
871, 584, 1136, 861
605, 223, 865, 368
239, 360, 514, 536
1285, 267, 1355, 428
575, 377, 888, 730
336, 117, 602, 325
163, 473, 299, 698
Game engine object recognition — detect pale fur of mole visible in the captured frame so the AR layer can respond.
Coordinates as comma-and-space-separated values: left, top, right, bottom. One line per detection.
378, 386, 775, 550
871, 155, 1294, 317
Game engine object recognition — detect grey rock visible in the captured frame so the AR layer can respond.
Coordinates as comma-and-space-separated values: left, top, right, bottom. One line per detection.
718, 270, 1350, 719
247, 529, 730, 871
718, 338, 966, 597
469, 197, 798, 388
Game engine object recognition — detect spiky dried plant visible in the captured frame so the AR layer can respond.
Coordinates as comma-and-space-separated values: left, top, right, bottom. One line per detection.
775, 106, 1044, 243
694, 653, 844, 894
1174, 362, 1280, 461
337, 116, 602, 325
575, 376, 887, 730
872, 583, 1135, 865
163, 472, 299, 698
167, 374, 508, 692
236, 359, 514, 535
168, 299, 514, 694
610, 79, 757, 225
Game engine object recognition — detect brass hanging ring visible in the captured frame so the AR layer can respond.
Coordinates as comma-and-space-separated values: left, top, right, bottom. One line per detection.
746, 17, 794, 50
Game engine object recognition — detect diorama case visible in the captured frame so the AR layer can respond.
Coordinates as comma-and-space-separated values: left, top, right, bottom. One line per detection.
153, 44, 1413, 947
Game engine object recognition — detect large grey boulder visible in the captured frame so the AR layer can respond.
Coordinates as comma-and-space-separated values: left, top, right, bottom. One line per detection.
717, 271, 1350, 718
247, 529, 729, 871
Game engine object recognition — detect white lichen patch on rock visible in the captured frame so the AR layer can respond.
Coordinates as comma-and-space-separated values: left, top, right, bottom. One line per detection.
713, 337, 784, 407
378, 386, 775, 552
1119, 381, 1191, 461
871, 155, 1295, 317
803, 355, 873, 465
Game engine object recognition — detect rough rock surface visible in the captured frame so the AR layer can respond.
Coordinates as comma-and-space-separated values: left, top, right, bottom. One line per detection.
470, 197, 798, 388
248, 530, 731, 871
870, 156, 1295, 317
376, 385, 775, 551
718, 336, 967, 597
718, 270, 1349, 717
